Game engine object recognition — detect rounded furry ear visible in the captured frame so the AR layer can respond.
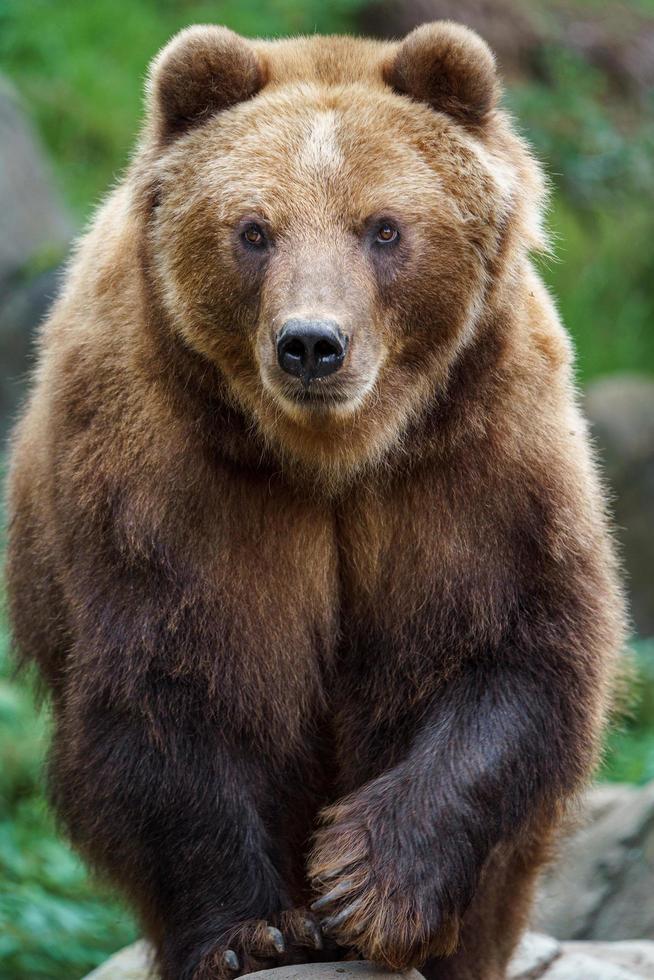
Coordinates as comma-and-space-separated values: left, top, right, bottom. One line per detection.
384, 22, 499, 126
147, 25, 266, 142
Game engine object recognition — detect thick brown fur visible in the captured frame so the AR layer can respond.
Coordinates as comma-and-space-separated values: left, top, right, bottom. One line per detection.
5, 21, 625, 980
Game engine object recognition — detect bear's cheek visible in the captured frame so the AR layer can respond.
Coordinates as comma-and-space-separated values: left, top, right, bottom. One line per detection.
151, 206, 266, 372
376, 225, 487, 379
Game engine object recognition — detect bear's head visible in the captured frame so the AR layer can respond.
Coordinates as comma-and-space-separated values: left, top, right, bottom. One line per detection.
137, 23, 546, 481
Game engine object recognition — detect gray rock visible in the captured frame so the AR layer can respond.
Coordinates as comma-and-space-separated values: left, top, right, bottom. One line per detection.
358, 1, 654, 100
533, 781, 654, 941
508, 932, 561, 978
585, 374, 654, 636
0, 266, 62, 441
508, 933, 654, 979
248, 963, 424, 980
0, 76, 71, 280
0, 76, 72, 443
563, 941, 654, 978
84, 940, 155, 979
541, 950, 639, 980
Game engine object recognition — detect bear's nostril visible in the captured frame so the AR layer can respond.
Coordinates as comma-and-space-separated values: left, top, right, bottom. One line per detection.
284, 339, 306, 360
314, 339, 340, 361
276, 318, 347, 384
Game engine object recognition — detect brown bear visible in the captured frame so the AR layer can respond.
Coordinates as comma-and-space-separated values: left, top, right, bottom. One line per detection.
5, 20, 625, 980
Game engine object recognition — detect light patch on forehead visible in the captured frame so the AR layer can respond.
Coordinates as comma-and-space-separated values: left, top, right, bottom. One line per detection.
300, 111, 343, 174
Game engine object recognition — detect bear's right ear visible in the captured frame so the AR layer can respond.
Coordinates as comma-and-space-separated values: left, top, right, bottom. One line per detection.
147, 25, 267, 143
384, 22, 499, 127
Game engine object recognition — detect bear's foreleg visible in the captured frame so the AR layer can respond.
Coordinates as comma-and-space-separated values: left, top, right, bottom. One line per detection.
309, 643, 605, 973
48, 680, 322, 980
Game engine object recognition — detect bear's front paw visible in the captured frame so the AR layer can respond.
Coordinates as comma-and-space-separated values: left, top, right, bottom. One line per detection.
192, 910, 324, 979
308, 800, 461, 971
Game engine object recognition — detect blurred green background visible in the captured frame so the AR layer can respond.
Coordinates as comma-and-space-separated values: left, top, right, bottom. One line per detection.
1, 1, 653, 977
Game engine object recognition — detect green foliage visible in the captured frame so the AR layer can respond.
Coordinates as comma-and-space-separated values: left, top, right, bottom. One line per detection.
602, 638, 654, 785
507, 46, 654, 207
0, 613, 137, 980
506, 44, 654, 383
536, 196, 654, 383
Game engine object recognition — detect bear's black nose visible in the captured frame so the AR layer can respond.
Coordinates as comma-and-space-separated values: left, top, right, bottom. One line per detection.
276, 319, 347, 385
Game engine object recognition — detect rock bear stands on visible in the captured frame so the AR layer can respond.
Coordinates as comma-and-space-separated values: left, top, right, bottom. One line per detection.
6, 21, 624, 980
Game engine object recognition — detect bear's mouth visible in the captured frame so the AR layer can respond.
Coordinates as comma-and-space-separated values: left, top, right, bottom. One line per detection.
288, 388, 350, 405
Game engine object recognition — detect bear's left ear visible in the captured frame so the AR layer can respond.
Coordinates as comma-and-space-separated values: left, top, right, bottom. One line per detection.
383, 22, 499, 127
147, 25, 267, 143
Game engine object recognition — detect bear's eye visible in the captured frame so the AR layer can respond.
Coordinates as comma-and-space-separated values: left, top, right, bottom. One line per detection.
242, 223, 266, 248
375, 223, 399, 245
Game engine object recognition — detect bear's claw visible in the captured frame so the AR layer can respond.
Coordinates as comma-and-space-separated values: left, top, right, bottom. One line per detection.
222, 950, 240, 973
194, 910, 324, 979
311, 880, 355, 911
265, 927, 285, 955
320, 901, 363, 934
300, 916, 324, 950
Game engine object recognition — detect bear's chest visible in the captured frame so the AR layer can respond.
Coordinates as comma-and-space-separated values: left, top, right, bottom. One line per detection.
334, 474, 510, 641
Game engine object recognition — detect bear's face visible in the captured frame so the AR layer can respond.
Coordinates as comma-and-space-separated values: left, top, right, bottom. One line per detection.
141, 25, 538, 479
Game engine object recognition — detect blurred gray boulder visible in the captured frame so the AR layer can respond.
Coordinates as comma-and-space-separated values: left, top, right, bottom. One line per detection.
585, 375, 654, 636
0, 76, 72, 443
0, 76, 71, 277
534, 781, 654, 942
0, 265, 62, 439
